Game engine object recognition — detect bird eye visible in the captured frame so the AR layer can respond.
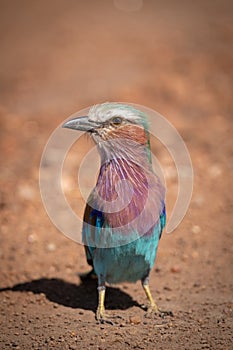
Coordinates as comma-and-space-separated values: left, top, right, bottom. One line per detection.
111, 117, 122, 125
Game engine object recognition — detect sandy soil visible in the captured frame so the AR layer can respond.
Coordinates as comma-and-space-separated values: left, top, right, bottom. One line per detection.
0, 1, 232, 349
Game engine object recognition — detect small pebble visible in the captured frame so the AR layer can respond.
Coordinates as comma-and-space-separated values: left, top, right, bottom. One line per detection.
193, 194, 204, 206
62, 176, 73, 192
191, 225, 201, 234
18, 184, 35, 200
209, 165, 222, 178
27, 233, 38, 243
170, 265, 181, 273
129, 315, 141, 324
192, 251, 199, 258
164, 286, 172, 291
46, 243, 56, 252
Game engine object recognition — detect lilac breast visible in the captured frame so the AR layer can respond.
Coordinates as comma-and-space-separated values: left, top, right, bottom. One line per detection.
91, 157, 165, 237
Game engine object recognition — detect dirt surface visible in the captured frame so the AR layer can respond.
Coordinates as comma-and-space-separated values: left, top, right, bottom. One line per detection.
0, 1, 233, 349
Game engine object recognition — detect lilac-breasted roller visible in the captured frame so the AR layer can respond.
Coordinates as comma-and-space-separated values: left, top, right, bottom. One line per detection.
63, 103, 169, 323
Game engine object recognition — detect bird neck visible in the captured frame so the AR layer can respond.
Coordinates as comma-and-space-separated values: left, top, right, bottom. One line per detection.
97, 124, 152, 170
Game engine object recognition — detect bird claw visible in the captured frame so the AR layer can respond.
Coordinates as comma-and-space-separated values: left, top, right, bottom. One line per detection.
145, 304, 173, 318
96, 307, 115, 325
99, 318, 115, 326
157, 309, 174, 318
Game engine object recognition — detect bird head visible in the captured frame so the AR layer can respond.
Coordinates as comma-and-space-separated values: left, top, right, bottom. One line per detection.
63, 102, 151, 163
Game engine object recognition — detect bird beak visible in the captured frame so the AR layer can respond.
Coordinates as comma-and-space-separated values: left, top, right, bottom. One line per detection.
62, 116, 99, 132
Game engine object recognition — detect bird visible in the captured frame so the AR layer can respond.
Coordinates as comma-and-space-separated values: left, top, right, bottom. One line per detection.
63, 102, 169, 323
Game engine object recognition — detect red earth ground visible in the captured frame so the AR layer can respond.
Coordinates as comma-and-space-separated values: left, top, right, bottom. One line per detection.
0, 1, 232, 349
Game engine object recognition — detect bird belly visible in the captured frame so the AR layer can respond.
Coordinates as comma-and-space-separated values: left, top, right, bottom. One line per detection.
93, 230, 159, 284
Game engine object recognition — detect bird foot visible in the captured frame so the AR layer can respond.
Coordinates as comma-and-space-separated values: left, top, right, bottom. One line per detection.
96, 307, 115, 325
145, 304, 173, 318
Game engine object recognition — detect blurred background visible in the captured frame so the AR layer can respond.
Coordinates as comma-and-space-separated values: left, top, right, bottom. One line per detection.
0, 1, 232, 349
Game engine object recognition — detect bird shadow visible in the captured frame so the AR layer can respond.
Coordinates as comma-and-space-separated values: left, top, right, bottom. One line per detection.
0, 276, 141, 313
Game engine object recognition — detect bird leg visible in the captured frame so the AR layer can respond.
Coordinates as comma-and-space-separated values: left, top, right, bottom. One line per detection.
142, 276, 159, 314
96, 276, 116, 324
141, 277, 173, 318
96, 285, 106, 322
